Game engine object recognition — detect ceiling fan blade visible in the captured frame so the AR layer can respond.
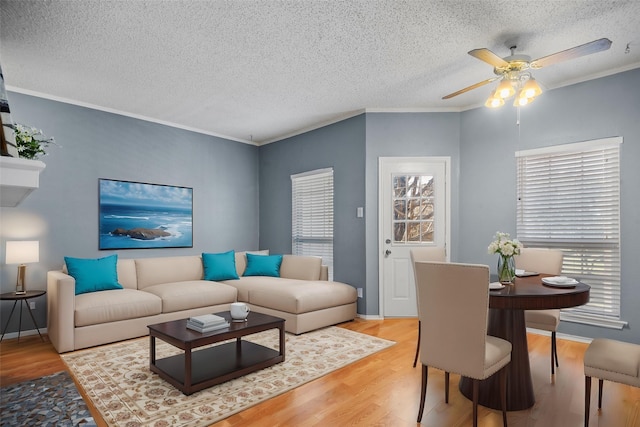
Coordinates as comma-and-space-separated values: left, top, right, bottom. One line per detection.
442, 77, 500, 100
468, 48, 510, 68
530, 38, 612, 69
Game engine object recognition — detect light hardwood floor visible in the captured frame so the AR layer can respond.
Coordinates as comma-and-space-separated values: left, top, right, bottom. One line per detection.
1, 318, 639, 426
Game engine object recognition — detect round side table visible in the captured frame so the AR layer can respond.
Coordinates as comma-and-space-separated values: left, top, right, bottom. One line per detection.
0, 290, 46, 342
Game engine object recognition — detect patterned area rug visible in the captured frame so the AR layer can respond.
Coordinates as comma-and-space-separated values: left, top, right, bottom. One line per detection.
0, 371, 97, 426
62, 326, 394, 427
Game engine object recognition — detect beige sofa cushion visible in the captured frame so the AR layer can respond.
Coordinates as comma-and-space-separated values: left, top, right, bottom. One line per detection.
280, 255, 322, 280
116, 258, 138, 289
135, 256, 203, 289
221, 276, 273, 301
247, 280, 357, 314
142, 281, 237, 313
75, 289, 162, 327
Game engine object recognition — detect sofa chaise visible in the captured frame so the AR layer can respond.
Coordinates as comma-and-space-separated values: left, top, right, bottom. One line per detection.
47, 251, 358, 353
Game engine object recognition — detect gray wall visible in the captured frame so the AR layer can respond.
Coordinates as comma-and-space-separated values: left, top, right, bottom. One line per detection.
258, 112, 461, 317
258, 115, 367, 312
364, 112, 461, 315
459, 68, 640, 343
1, 93, 260, 333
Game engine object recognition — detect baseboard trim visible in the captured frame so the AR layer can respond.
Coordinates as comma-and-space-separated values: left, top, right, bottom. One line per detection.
356, 314, 384, 321
525, 327, 592, 344
1, 327, 48, 341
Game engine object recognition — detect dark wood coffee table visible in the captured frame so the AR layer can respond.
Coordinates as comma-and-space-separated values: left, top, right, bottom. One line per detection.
148, 311, 285, 395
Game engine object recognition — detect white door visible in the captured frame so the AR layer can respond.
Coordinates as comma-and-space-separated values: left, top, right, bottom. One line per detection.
379, 157, 450, 317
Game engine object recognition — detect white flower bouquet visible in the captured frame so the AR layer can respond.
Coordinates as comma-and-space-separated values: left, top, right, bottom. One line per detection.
488, 231, 523, 257
488, 232, 523, 284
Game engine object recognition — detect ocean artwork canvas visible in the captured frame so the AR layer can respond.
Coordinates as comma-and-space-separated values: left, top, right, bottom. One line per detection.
99, 179, 193, 249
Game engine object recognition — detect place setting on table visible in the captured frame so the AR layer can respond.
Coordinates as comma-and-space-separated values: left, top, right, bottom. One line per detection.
487, 232, 584, 294
489, 271, 579, 291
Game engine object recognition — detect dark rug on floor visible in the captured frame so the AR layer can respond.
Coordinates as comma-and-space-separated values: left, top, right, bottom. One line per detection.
1, 370, 96, 426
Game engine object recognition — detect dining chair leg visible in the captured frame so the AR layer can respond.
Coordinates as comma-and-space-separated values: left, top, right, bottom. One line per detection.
551, 331, 559, 375
413, 320, 421, 368
500, 367, 508, 427
585, 376, 591, 427
551, 331, 560, 367
472, 379, 479, 427
417, 364, 428, 422
445, 372, 450, 403
598, 378, 603, 409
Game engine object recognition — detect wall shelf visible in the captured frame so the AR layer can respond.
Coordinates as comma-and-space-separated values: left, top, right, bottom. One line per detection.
0, 156, 46, 207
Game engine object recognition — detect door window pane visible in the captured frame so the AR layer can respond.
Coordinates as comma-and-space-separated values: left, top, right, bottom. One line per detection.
392, 174, 436, 243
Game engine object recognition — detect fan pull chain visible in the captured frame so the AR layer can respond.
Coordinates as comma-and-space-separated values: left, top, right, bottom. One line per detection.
516, 106, 521, 146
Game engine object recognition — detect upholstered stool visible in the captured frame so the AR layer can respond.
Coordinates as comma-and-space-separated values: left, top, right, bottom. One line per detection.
584, 338, 640, 427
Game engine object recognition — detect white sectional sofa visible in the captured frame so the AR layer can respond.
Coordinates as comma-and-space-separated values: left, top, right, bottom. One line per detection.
47, 251, 358, 353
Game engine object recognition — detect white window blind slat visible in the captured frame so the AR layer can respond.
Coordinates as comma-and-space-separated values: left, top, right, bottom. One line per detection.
291, 168, 334, 280
516, 138, 622, 324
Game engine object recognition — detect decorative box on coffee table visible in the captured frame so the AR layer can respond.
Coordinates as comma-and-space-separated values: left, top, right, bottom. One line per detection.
148, 311, 285, 395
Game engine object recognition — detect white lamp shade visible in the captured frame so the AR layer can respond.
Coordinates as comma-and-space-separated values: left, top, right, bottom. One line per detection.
5, 241, 40, 264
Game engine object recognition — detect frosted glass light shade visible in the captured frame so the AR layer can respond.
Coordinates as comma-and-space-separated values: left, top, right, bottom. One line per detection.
484, 90, 505, 108
495, 79, 515, 99
514, 96, 533, 106
521, 78, 542, 99
5, 241, 39, 264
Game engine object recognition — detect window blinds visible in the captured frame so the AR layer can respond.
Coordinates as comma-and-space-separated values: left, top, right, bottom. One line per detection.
291, 168, 334, 280
516, 137, 623, 325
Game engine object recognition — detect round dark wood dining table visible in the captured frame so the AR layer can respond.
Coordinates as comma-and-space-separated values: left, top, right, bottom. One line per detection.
458, 274, 590, 411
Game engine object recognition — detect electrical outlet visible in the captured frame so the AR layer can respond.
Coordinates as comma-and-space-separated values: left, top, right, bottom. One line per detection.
29, 301, 36, 309
357, 288, 363, 298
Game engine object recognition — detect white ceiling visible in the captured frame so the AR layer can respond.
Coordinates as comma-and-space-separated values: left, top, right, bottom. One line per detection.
1, 1, 639, 145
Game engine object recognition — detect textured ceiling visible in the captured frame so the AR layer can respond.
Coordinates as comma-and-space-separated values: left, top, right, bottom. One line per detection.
1, 0, 639, 144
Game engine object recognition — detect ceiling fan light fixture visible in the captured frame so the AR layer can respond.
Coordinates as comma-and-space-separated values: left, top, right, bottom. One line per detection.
495, 79, 515, 99
485, 90, 505, 108
514, 95, 534, 107
446, 38, 612, 109
520, 78, 542, 99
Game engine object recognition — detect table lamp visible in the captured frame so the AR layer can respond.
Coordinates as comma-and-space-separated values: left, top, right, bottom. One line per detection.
5, 241, 39, 295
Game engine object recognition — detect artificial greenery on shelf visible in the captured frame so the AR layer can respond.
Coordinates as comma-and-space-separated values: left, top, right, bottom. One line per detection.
14, 123, 57, 160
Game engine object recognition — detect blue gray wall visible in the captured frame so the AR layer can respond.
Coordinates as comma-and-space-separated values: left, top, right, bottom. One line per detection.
364, 112, 461, 315
458, 68, 640, 343
258, 115, 367, 312
0, 93, 260, 332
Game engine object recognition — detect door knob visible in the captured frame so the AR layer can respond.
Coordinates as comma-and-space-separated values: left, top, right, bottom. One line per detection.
385, 249, 392, 256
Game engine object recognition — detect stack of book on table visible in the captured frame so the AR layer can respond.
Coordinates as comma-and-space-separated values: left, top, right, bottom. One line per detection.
187, 314, 230, 333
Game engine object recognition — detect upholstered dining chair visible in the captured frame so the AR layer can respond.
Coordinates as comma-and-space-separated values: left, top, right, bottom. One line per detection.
414, 261, 511, 427
514, 248, 564, 376
410, 247, 447, 368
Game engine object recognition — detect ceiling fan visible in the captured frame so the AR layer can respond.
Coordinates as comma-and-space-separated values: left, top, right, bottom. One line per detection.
443, 38, 612, 108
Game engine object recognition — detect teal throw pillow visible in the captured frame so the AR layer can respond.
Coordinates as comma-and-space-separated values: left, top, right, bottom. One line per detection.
64, 254, 123, 295
243, 253, 283, 277
202, 250, 239, 281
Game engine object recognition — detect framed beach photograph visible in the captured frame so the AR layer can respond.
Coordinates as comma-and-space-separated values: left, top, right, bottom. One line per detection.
99, 179, 193, 250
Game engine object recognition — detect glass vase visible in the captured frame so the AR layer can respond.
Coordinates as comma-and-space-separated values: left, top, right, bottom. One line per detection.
497, 255, 516, 284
